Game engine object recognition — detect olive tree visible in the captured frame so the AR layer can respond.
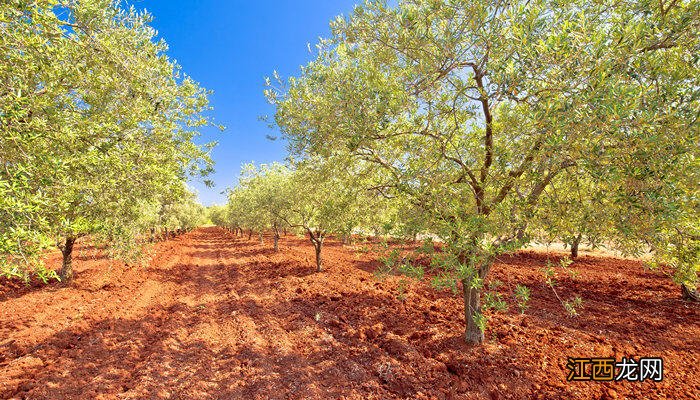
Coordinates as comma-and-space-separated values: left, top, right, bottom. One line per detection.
534, 170, 616, 259
267, 0, 699, 343
1, 0, 216, 282
236, 162, 293, 250
207, 205, 229, 229
282, 159, 371, 272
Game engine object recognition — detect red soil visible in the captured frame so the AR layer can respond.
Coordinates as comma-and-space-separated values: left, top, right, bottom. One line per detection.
0, 227, 697, 399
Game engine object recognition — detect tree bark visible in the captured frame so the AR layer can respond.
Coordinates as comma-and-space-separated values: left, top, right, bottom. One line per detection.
59, 236, 76, 282
308, 230, 324, 272
462, 277, 485, 344
273, 225, 280, 252
681, 283, 700, 302
571, 234, 582, 259
315, 241, 323, 272
259, 232, 264, 244
248, 230, 253, 240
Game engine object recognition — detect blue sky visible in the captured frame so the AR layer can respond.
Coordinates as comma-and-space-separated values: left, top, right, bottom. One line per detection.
131, 0, 359, 205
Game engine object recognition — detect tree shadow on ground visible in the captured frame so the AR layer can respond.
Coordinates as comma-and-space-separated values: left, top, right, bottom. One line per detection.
4, 227, 694, 399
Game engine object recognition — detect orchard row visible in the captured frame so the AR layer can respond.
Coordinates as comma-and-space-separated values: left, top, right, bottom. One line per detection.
1, 1, 214, 282
217, 0, 699, 344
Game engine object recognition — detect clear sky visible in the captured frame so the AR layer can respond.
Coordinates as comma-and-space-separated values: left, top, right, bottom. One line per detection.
131, 0, 360, 206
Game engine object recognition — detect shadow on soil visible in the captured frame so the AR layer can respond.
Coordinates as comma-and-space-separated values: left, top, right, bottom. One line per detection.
3, 227, 697, 399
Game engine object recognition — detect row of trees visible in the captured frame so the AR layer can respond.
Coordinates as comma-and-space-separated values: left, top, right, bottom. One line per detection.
216, 160, 391, 271
226, 0, 697, 344
1, 0, 215, 282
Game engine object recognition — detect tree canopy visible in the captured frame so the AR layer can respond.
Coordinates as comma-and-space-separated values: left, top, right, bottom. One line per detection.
265, 0, 699, 343
1, 0, 216, 281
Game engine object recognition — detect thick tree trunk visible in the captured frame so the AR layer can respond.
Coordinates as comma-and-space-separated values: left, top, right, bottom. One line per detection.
571, 234, 582, 259
259, 232, 264, 244
59, 237, 76, 282
462, 277, 484, 344
681, 283, 700, 302
273, 226, 280, 252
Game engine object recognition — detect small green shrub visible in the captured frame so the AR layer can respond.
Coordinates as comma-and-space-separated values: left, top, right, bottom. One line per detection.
484, 291, 508, 312
564, 296, 584, 316
514, 284, 531, 313
398, 260, 424, 280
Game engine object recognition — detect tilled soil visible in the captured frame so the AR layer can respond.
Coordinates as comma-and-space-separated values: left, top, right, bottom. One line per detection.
0, 227, 698, 399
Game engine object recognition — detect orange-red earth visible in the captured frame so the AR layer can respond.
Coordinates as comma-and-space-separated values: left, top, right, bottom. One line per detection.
1, 227, 698, 399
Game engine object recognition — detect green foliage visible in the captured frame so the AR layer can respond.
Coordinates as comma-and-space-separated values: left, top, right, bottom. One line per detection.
157, 190, 208, 233
34, 264, 61, 284
514, 284, 531, 314
357, 244, 371, 254
416, 238, 435, 255
563, 296, 584, 317
534, 171, 613, 255
473, 311, 488, 334
1, 0, 216, 280
379, 248, 402, 270
267, 0, 698, 342
542, 264, 557, 286
398, 260, 424, 281
430, 273, 458, 295
483, 291, 508, 312
373, 264, 393, 281
231, 162, 293, 234
207, 205, 228, 228
542, 257, 576, 286
643, 170, 699, 290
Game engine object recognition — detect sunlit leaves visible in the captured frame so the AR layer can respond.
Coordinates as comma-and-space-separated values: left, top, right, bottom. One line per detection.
1, 0, 216, 279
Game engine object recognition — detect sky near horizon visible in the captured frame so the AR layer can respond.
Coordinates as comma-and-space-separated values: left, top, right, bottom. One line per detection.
130, 0, 360, 206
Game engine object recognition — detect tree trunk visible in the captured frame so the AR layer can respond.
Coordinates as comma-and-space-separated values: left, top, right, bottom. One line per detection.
259, 232, 264, 244
315, 241, 323, 272
681, 283, 700, 302
571, 234, 582, 259
308, 230, 324, 272
273, 226, 280, 252
462, 277, 484, 344
248, 230, 253, 240
59, 236, 76, 282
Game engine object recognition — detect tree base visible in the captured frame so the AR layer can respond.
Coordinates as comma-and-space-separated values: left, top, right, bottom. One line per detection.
465, 330, 485, 344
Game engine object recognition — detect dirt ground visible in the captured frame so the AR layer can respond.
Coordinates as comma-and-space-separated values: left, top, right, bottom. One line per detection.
1, 227, 698, 399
